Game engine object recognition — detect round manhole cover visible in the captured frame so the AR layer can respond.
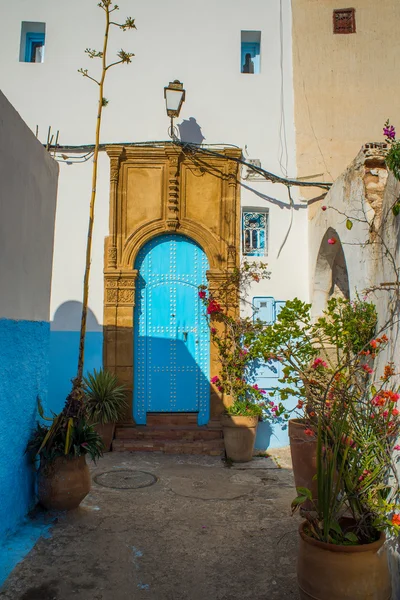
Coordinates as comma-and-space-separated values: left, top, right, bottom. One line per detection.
94, 470, 157, 490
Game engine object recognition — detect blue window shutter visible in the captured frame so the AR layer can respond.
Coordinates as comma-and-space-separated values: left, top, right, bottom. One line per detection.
25, 32, 45, 63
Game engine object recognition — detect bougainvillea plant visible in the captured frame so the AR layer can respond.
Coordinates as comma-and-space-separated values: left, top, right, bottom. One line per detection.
199, 262, 285, 421
383, 119, 400, 215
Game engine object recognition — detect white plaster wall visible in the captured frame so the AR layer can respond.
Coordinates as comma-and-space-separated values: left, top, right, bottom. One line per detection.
0, 90, 58, 322
0, 0, 307, 324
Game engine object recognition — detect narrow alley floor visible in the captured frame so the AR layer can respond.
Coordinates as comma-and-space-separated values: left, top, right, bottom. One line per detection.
0, 451, 300, 600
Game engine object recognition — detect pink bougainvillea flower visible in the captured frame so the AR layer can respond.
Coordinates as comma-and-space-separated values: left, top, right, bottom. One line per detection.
372, 395, 385, 407
312, 358, 328, 369
392, 408, 399, 417
304, 428, 314, 437
198, 290, 206, 299
362, 364, 374, 374
394, 445, 400, 451
211, 327, 217, 334
253, 384, 260, 390
383, 410, 389, 418
211, 376, 219, 384
321, 205, 327, 211
207, 299, 222, 314
327, 238, 337, 245
217, 386, 224, 392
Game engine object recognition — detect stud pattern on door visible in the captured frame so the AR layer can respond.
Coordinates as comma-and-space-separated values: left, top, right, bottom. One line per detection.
133, 235, 210, 425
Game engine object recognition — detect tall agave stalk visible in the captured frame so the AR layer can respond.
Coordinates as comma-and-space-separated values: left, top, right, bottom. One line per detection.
38, 2, 136, 455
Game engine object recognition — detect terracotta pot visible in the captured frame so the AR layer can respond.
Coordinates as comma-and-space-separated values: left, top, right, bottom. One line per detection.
297, 521, 391, 600
221, 415, 258, 462
94, 422, 115, 452
289, 419, 317, 510
38, 455, 91, 510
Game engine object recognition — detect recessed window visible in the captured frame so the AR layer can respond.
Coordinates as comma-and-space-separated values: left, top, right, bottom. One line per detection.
241, 31, 261, 74
20, 22, 46, 63
333, 9, 356, 34
242, 210, 268, 256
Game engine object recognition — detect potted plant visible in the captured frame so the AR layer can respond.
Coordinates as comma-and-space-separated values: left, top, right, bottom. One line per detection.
27, 385, 104, 510
83, 368, 127, 451
253, 296, 378, 503
199, 262, 284, 462
292, 335, 398, 600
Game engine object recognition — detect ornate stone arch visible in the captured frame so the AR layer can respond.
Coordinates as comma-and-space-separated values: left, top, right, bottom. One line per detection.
103, 144, 241, 423
312, 227, 350, 318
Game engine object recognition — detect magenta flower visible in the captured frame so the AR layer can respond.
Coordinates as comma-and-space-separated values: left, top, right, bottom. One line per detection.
362, 364, 373, 375
383, 125, 396, 140
312, 358, 328, 369
394, 445, 400, 451
198, 290, 206, 299
211, 375, 219, 384
328, 238, 336, 245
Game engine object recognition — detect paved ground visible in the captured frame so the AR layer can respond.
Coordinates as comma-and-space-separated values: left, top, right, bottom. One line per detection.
0, 450, 300, 600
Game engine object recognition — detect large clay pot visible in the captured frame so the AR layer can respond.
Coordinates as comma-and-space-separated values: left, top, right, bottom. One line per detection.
38, 455, 91, 510
94, 422, 115, 452
221, 415, 258, 462
297, 521, 391, 600
289, 419, 317, 509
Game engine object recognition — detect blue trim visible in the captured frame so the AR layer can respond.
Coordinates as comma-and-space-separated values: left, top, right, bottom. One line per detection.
24, 32, 45, 63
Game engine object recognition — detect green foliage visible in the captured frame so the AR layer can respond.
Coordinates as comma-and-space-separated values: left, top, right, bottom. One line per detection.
83, 368, 127, 425
226, 400, 262, 418
27, 418, 104, 463
386, 141, 400, 182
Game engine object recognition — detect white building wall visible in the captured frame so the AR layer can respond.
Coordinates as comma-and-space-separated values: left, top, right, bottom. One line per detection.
0, 0, 307, 423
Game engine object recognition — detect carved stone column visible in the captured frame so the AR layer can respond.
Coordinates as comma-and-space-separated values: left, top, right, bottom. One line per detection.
107, 148, 123, 268
165, 148, 181, 231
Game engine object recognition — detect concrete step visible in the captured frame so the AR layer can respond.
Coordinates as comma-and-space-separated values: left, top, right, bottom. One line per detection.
115, 426, 223, 441
112, 438, 225, 456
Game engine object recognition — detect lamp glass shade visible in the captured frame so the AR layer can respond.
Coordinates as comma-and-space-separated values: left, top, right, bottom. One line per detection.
164, 80, 186, 118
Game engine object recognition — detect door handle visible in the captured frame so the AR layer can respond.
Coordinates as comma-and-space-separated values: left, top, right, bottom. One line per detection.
183, 332, 188, 342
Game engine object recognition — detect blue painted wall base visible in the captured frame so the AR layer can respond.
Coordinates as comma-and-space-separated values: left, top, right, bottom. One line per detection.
48, 331, 103, 415
0, 319, 50, 542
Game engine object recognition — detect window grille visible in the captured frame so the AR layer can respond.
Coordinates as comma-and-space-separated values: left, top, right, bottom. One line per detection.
242, 211, 268, 256
333, 8, 356, 34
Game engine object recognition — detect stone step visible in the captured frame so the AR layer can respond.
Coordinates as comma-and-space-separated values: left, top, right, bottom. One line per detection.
115, 426, 223, 441
146, 413, 199, 427
112, 438, 225, 456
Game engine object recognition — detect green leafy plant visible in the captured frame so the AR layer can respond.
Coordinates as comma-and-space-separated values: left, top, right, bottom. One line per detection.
225, 400, 262, 418
83, 368, 127, 424
199, 262, 286, 421
383, 120, 400, 215
27, 401, 103, 464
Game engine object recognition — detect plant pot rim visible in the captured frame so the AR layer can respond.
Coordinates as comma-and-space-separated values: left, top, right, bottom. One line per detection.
299, 521, 386, 553
221, 414, 259, 425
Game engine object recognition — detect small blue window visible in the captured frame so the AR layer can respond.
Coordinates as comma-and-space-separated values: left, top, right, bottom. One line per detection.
241, 31, 261, 74
20, 22, 46, 63
243, 210, 268, 256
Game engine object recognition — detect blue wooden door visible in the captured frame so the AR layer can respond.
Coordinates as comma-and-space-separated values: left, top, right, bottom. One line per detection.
133, 235, 210, 425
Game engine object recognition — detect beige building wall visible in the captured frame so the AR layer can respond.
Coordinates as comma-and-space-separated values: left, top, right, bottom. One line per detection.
292, 1, 400, 194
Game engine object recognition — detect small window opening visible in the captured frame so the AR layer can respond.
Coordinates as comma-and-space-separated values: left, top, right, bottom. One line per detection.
333, 9, 356, 34
241, 31, 261, 74
242, 210, 268, 256
20, 22, 46, 63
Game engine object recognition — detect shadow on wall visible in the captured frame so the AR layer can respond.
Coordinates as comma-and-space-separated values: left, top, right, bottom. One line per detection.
177, 117, 205, 145
49, 301, 103, 415
312, 228, 350, 318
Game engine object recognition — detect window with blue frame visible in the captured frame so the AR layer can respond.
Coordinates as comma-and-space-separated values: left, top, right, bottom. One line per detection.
242, 210, 268, 256
20, 22, 46, 63
241, 31, 261, 74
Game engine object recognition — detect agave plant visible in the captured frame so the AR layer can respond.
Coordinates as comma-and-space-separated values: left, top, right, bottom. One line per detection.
83, 369, 127, 425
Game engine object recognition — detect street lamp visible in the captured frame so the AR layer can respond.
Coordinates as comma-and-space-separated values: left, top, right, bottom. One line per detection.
164, 79, 186, 139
